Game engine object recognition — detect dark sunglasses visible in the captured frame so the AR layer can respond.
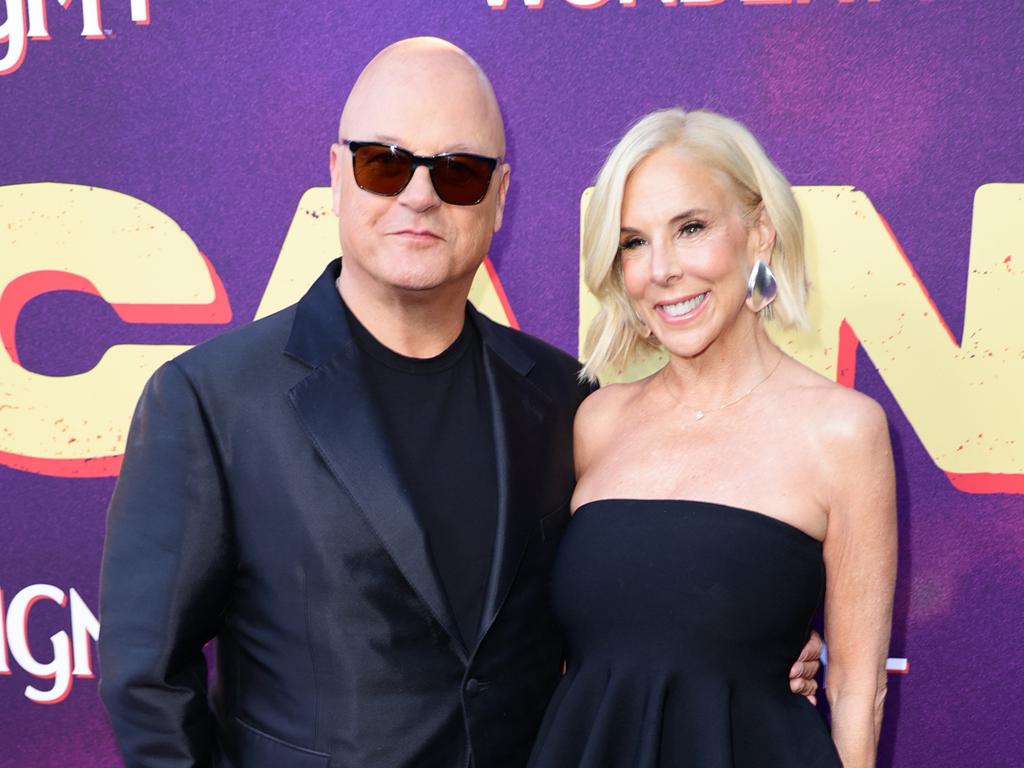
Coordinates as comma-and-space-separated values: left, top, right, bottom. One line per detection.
341, 140, 500, 206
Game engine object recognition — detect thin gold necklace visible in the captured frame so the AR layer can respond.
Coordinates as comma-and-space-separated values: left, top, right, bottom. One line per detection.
662, 352, 784, 421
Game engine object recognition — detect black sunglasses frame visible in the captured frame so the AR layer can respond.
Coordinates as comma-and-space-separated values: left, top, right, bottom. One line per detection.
341, 140, 501, 206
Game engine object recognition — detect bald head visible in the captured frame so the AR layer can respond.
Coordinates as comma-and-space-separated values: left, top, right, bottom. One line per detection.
328, 37, 512, 328
339, 37, 506, 157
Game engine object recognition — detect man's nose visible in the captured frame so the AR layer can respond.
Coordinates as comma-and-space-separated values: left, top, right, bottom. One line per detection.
398, 165, 441, 211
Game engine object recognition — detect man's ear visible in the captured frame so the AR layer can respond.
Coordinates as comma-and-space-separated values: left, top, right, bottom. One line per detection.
330, 144, 343, 217
493, 163, 511, 233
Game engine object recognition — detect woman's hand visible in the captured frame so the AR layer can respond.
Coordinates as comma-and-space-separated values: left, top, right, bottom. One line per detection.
789, 630, 824, 705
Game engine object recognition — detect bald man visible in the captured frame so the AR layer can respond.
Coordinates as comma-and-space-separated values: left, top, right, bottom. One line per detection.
99, 38, 819, 768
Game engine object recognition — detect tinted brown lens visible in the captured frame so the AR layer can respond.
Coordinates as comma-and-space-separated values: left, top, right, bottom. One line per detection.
432, 155, 494, 205
353, 145, 413, 195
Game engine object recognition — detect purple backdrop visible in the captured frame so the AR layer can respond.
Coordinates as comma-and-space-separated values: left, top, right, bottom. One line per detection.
2, 1, 1022, 766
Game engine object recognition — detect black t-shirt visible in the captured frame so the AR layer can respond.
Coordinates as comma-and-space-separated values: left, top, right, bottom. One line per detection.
343, 300, 498, 648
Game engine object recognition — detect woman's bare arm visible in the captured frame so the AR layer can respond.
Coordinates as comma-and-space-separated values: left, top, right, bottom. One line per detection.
821, 395, 897, 768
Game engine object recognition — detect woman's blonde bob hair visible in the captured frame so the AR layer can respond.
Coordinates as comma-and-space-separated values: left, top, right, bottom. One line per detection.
580, 108, 808, 383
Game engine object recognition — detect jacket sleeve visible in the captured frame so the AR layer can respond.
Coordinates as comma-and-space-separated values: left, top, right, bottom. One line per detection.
99, 359, 234, 768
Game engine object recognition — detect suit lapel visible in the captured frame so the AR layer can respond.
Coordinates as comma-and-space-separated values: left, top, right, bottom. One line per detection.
474, 309, 557, 641
285, 261, 467, 659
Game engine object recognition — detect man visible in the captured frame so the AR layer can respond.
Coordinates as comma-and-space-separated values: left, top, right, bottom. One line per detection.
99, 38, 820, 768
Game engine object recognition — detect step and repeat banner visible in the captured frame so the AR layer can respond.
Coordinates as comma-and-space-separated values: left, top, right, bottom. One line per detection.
1, 1, 1021, 766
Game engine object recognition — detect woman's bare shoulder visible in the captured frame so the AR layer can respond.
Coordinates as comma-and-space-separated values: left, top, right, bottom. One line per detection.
578, 372, 661, 423
574, 377, 651, 457
784, 358, 887, 438
779, 358, 891, 490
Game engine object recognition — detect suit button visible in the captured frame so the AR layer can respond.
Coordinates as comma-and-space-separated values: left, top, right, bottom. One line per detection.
465, 678, 482, 695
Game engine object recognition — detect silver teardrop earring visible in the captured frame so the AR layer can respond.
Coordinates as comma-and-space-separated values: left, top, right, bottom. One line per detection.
745, 259, 778, 314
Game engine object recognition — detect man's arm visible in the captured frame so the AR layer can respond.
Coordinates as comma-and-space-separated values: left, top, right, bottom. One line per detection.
99, 360, 234, 767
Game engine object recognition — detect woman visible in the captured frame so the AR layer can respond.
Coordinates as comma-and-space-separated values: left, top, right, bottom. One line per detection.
528, 109, 896, 768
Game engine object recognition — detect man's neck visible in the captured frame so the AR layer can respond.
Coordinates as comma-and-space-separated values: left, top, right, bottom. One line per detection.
337, 271, 471, 359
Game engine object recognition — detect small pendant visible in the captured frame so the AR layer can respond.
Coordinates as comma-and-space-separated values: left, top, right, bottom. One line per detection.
694, 410, 705, 421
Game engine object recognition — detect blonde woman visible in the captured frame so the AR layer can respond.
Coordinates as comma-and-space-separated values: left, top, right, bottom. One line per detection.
527, 110, 896, 768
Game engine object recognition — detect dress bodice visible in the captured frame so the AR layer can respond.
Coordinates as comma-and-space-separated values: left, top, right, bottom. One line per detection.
527, 499, 841, 768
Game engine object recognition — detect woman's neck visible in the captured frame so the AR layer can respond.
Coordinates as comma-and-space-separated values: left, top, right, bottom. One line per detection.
657, 316, 782, 412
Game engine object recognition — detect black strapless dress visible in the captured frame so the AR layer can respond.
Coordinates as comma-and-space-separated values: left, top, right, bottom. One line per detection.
527, 499, 842, 768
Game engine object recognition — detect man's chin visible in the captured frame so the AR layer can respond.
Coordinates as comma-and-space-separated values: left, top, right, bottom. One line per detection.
381, 268, 473, 296
342, 253, 479, 299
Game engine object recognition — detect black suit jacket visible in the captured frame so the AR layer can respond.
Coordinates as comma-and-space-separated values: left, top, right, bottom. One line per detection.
99, 260, 593, 768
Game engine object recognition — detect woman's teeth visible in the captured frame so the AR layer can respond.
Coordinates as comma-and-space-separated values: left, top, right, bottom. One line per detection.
661, 292, 708, 317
